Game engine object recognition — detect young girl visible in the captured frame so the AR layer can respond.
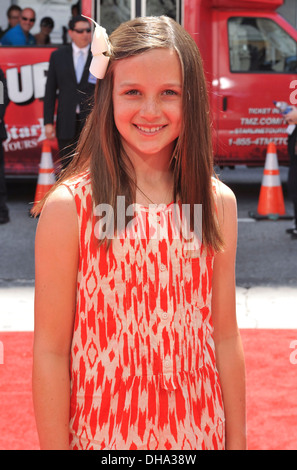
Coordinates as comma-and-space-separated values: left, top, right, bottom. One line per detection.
32, 16, 246, 450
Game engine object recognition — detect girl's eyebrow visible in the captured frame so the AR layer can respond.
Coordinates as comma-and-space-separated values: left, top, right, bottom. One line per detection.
118, 82, 139, 89
163, 82, 182, 89
117, 82, 182, 89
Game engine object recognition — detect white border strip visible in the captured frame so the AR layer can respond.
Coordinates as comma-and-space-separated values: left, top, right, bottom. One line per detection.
1, 285, 297, 331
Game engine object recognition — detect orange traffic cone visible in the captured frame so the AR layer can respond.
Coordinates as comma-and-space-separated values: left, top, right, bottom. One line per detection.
256, 142, 286, 217
31, 141, 56, 215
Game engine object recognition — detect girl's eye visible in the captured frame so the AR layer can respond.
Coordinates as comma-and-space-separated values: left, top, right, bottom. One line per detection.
163, 90, 178, 96
125, 89, 140, 96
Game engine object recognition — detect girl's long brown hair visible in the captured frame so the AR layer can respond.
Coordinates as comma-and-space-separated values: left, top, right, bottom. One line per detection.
34, 16, 223, 251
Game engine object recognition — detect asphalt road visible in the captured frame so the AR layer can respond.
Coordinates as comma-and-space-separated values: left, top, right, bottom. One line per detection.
0, 178, 38, 284
217, 165, 296, 287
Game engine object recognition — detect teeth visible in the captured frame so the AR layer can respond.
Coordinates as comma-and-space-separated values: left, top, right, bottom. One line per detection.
137, 125, 164, 133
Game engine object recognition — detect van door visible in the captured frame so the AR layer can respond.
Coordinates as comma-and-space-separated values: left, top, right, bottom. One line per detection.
214, 10, 297, 166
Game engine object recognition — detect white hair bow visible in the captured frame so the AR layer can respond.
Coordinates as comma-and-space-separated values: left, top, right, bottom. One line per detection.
82, 15, 110, 79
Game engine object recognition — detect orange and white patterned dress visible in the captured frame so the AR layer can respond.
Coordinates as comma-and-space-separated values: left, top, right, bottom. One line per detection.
65, 171, 225, 450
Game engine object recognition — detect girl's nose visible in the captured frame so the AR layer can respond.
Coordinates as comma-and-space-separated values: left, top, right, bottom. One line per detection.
139, 96, 162, 120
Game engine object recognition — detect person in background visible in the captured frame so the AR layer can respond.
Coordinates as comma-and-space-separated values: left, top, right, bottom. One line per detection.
62, 3, 81, 45
0, 5, 21, 38
284, 105, 297, 239
0, 7, 36, 46
43, 15, 95, 170
0, 69, 10, 224
34, 17, 54, 45
71, 2, 80, 16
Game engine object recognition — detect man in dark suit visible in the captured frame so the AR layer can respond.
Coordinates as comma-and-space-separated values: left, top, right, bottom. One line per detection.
0, 68, 10, 224
44, 15, 96, 169
285, 107, 297, 238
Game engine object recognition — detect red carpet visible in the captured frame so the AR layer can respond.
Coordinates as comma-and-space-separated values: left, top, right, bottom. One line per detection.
241, 329, 297, 450
0, 332, 38, 450
0, 329, 297, 450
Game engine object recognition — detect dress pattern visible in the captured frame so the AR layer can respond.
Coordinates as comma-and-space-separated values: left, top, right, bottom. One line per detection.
65, 171, 225, 450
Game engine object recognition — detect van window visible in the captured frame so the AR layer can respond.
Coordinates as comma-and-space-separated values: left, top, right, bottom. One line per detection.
145, 0, 179, 20
99, 0, 181, 34
228, 17, 297, 73
99, 0, 130, 35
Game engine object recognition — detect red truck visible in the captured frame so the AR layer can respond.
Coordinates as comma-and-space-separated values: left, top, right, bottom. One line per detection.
184, 0, 297, 165
1, 0, 297, 174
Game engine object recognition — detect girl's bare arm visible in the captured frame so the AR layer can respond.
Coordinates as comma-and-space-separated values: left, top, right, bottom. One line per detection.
32, 185, 79, 449
211, 181, 247, 450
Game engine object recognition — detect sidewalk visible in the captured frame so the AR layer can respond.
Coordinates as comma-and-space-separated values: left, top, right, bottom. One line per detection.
0, 284, 296, 331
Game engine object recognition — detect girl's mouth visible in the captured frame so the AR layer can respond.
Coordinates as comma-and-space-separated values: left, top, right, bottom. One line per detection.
134, 124, 166, 135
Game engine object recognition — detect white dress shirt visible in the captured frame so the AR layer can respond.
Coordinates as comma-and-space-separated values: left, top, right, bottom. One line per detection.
72, 42, 89, 72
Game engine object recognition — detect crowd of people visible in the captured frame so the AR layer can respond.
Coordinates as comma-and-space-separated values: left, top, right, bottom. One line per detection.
0, 3, 81, 46
0, 5, 54, 46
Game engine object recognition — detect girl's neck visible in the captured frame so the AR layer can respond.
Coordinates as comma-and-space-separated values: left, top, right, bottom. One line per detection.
134, 168, 174, 206
131, 159, 174, 206
125, 143, 173, 180
122, 141, 175, 205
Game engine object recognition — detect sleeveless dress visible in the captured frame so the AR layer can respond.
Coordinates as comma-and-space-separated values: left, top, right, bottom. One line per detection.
65, 171, 225, 450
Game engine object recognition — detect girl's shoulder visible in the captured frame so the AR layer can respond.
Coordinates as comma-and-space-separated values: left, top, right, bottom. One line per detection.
211, 176, 237, 229
37, 182, 79, 246
211, 176, 236, 204
62, 169, 92, 194
39, 170, 91, 221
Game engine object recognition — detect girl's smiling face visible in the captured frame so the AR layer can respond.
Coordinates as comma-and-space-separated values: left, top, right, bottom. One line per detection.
112, 48, 183, 164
